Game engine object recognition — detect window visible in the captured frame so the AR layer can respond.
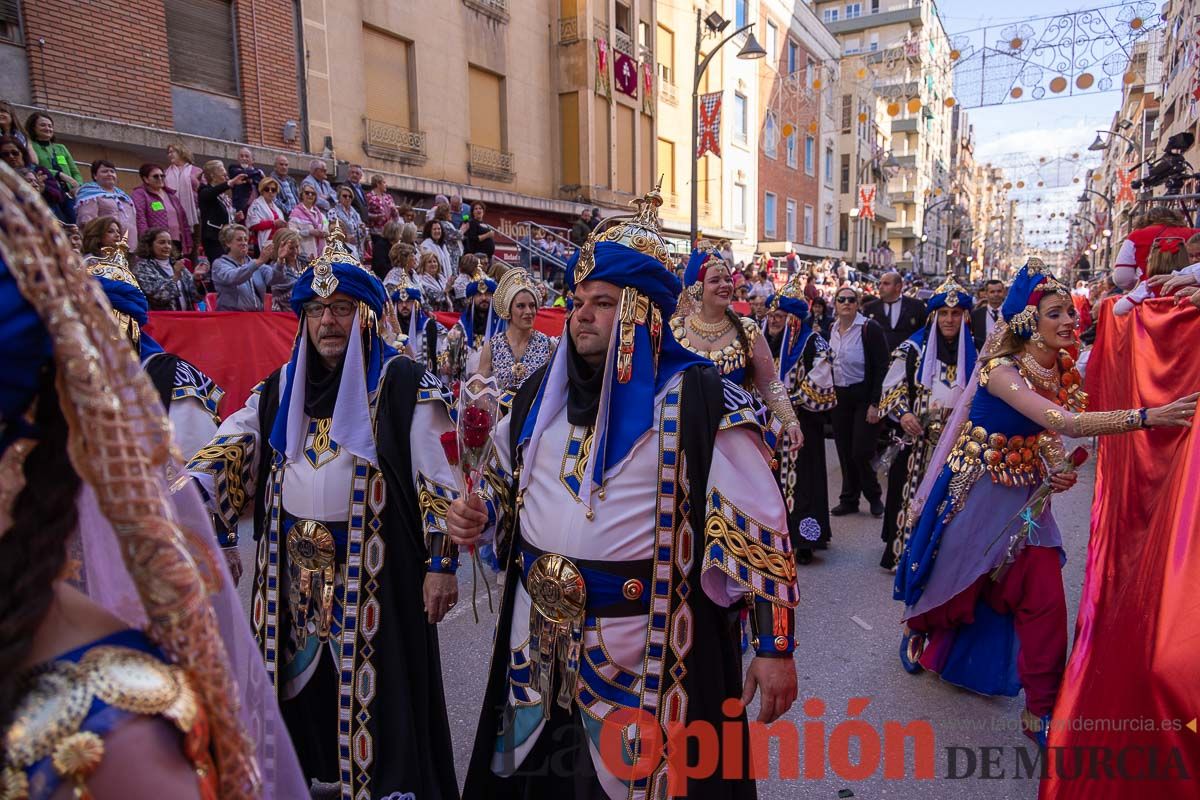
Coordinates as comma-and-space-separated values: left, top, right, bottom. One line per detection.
840, 95, 852, 132
824, 146, 834, 186
615, 1, 631, 34
840, 154, 851, 193
869, 33, 879, 52
764, 113, 779, 158
165, 0, 238, 95
733, 183, 746, 230
657, 138, 676, 197
845, 38, 860, 55
766, 21, 778, 63
733, 93, 748, 145
824, 208, 834, 247
468, 65, 505, 151
785, 200, 797, 241
871, 0, 880, 11
764, 192, 778, 238
804, 204, 815, 245
787, 40, 799, 75
0, 0, 21, 43
805, 57, 815, 91
785, 130, 797, 168
656, 25, 675, 86
735, 0, 749, 29
804, 135, 815, 175
822, 8, 839, 22
364, 28, 415, 130
846, 3, 862, 18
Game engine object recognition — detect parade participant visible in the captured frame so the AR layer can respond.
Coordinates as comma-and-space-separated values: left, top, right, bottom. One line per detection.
447, 270, 501, 381
877, 276, 976, 571
185, 223, 461, 798
86, 244, 223, 463
1114, 236, 1198, 315
863, 271, 926, 351
477, 266, 557, 397
763, 274, 837, 564
389, 268, 450, 378
448, 188, 800, 800
1111, 208, 1198, 290
0, 163, 307, 799
894, 258, 1198, 746
673, 247, 803, 450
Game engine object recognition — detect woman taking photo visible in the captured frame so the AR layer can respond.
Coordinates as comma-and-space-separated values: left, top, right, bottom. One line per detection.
476, 267, 555, 394
80, 215, 123, 265
245, 176, 287, 253
75, 158, 137, 241
827, 284, 889, 518
132, 163, 191, 256
672, 247, 802, 450
895, 259, 1198, 745
288, 183, 327, 259
197, 160, 249, 261
267, 227, 310, 311
131, 226, 202, 311
210, 224, 280, 310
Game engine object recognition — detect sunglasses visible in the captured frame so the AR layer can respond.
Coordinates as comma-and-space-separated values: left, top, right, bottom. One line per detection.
149, 173, 164, 179
262, 186, 278, 192
835, 296, 858, 304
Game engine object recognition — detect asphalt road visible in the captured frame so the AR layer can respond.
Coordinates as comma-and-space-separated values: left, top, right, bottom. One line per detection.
238, 439, 1098, 799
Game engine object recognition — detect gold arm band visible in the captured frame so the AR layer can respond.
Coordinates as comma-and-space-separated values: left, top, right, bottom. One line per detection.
1051, 408, 1143, 437
766, 380, 799, 428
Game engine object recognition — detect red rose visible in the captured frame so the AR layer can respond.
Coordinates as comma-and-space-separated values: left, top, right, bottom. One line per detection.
1068, 446, 1089, 469
439, 430, 460, 466
462, 405, 493, 449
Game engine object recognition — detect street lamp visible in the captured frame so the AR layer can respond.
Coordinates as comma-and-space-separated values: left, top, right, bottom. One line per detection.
1087, 129, 1138, 155
690, 10, 765, 242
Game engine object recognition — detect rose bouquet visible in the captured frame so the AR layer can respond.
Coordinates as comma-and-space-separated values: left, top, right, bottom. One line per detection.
987, 446, 1089, 581
455, 375, 501, 621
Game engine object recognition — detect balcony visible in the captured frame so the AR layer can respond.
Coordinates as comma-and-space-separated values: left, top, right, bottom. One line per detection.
659, 79, 677, 106
614, 29, 634, 57
895, 153, 917, 169
825, 4, 922, 35
891, 117, 918, 134
462, 0, 508, 23
468, 143, 515, 182
889, 189, 916, 204
873, 199, 898, 223
558, 16, 579, 44
362, 118, 427, 165
887, 224, 916, 239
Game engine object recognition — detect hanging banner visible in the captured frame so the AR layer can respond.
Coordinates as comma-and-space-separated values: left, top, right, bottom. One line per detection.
1114, 161, 1136, 205
614, 50, 638, 98
641, 61, 655, 115
697, 91, 722, 158
857, 183, 877, 220
596, 38, 611, 98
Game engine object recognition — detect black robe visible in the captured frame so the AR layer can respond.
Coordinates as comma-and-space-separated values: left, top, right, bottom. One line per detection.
252, 357, 459, 799
463, 363, 758, 800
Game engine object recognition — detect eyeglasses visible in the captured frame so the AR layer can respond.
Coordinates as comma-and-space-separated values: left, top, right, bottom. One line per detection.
262, 186, 278, 193
835, 296, 858, 304
301, 300, 357, 318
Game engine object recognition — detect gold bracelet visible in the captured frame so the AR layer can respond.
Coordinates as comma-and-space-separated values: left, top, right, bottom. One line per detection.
768, 394, 799, 429
1056, 408, 1142, 437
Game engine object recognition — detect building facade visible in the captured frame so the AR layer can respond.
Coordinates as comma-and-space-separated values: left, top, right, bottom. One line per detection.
812, 0, 955, 274
2, 0, 304, 190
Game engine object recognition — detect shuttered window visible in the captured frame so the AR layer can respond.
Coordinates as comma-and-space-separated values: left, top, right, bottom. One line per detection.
363, 28, 412, 128
0, 0, 21, 43
468, 66, 503, 150
164, 0, 239, 96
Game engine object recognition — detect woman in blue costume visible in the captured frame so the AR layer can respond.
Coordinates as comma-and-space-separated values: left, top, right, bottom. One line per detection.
671, 247, 803, 451
893, 258, 1197, 745
762, 273, 838, 563
0, 164, 307, 798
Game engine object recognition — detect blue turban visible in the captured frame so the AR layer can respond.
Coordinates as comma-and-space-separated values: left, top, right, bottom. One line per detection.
94, 275, 164, 361
1001, 258, 1067, 339
925, 278, 975, 316
0, 253, 53, 455
764, 293, 812, 381
465, 276, 497, 299
390, 286, 422, 304
525, 240, 707, 491
289, 260, 388, 318
682, 248, 726, 289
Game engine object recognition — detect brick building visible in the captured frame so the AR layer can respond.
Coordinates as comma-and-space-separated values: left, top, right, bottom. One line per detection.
1, 0, 307, 191
755, 0, 841, 265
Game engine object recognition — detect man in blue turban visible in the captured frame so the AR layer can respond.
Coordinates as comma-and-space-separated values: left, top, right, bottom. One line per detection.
87, 244, 223, 462
387, 269, 449, 378
185, 222, 461, 798
448, 189, 802, 800
876, 275, 977, 571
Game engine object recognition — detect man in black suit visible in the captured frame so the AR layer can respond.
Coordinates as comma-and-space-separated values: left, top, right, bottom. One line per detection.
970, 278, 1006, 349
862, 271, 926, 351
345, 163, 368, 220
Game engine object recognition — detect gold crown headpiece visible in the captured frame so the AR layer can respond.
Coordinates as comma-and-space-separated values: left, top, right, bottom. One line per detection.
87, 244, 144, 346
572, 183, 672, 286
494, 267, 541, 320
310, 219, 368, 298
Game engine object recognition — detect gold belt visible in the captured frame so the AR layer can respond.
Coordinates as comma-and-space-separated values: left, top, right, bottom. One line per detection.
286, 519, 336, 647
526, 553, 586, 718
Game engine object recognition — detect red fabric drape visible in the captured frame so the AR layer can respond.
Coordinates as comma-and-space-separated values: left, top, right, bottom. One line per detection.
145, 308, 571, 419
1041, 297, 1200, 798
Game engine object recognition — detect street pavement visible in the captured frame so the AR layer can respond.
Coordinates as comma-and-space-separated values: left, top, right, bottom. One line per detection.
237, 439, 1098, 798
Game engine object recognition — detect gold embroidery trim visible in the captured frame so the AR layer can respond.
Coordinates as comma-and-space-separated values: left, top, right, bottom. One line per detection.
705, 513, 797, 585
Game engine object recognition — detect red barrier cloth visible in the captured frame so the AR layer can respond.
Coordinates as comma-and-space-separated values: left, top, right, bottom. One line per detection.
145, 311, 298, 418
1041, 298, 1200, 798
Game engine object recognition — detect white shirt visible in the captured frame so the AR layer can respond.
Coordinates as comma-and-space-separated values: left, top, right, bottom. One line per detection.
830, 313, 868, 387
985, 305, 1001, 337
883, 299, 900, 328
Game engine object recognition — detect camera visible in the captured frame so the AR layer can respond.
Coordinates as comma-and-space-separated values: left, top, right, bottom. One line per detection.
1130, 132, 1198, 195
